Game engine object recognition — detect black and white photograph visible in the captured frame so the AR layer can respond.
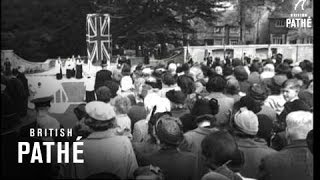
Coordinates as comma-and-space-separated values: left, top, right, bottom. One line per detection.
1, 0, 313, 179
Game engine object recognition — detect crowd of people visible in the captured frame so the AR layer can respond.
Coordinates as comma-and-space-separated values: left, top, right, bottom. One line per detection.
1, 53, 314, 179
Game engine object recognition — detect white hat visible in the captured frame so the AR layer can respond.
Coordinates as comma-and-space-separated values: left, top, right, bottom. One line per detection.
234, 107, 259, 135
168, 63, 177, 73
144, 93, 171, 113
120, 76, 134, 91
85, 101, 116, 121
142, 68, 153, 75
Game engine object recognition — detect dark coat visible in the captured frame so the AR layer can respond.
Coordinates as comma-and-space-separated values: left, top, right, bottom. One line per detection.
17, 72, 29, 96
6, 77, 28, 116
236, 137, 277, 179
94, 69, 112, 91
276, 99, 310, 132
143, 148, 198, 180
258, 140, 313, 180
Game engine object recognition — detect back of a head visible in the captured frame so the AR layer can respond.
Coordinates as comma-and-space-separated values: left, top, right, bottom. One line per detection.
225, 79, 240, 95
95, 86, 112, 103
299, 60, 313, 72
103, 80, 120, 98
286, 111, 313, 141
234, 66, 248, 81
247, 83, 269, 102
177, 75, 195, 94
162, 72, 176, 86
223, 65, 234, 77
250, 62, 262, 73
206, 75, 227, 93
121, 63, 131, 76
191, 97, 219, 117
155, 115, 183, 146
113, 95, 132, 114
201, 130, 242, 169
232, 58, 242, 67
282, 78, 301, 91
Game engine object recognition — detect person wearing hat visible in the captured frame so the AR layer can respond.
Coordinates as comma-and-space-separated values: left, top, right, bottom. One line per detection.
179, 97, 220, 179
94, 60, 112, 91
142, 115, 198, 180
4, 94, 57, 178
70, 101, 138, 179
260, 63, 275, 80
165, 90, 188, 118
258, 111, 313, 180
231, 107, 276, 179
246, 83, 278, 124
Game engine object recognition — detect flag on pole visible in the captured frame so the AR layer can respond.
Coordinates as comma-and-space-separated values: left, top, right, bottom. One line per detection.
86, 14, 111, 65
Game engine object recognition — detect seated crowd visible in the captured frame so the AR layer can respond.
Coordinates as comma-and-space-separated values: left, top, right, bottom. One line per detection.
1, 55, 314, 180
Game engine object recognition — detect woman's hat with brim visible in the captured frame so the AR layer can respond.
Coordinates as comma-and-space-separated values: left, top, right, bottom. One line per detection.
85, 101, 116, 121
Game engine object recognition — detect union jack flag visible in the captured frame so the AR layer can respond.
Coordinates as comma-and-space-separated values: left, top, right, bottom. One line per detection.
86, 14, 111, 64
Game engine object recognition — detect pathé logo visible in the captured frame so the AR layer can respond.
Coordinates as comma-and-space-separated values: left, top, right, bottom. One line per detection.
294, 0, 307, 11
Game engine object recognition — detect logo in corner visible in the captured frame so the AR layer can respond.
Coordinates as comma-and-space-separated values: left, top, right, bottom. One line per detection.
294, 0, 307, 11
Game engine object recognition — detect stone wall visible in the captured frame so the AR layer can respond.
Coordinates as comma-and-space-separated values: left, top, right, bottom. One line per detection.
1, 50, 54, 74
184, 44, 313, 63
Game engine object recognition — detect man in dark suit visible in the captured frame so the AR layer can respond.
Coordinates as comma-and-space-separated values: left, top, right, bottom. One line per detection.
258, 111, 313, 180
94, 60, 112, 91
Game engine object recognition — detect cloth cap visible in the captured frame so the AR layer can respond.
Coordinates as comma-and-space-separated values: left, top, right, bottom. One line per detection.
85, 101, 116, 121
166, 90, 187, 104
234, 107, 259, 135
120, 76, 134, 91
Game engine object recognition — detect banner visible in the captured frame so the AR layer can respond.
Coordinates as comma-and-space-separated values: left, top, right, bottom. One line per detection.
86, 14, 111, 64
